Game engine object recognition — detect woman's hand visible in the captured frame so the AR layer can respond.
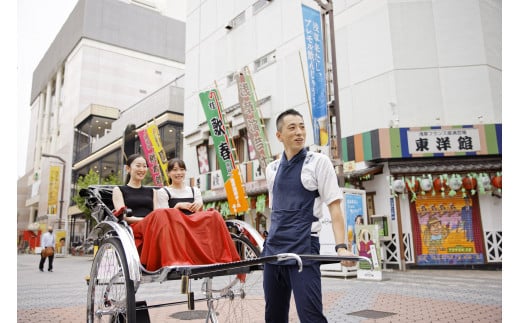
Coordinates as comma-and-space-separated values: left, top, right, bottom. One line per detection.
175, 202, 190, 211
191, 201, 203, 212
124, 216, 143, 224
176, 202, 203, 213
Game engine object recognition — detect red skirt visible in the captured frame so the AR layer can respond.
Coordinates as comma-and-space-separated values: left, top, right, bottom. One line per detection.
131, 208, 241, 272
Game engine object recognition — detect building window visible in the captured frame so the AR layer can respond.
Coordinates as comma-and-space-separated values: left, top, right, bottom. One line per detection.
73, 116, 116, 163
253, 0, 272, 15
71, 149, 122, 206
225, 11, 245, 30
100, 152, 120, 182
159, 122, 183, 160
254, 50, 276, 72
226, 72, 236, 87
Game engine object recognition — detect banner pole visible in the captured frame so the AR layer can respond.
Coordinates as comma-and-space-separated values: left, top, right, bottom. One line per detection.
298, 50, 315, 144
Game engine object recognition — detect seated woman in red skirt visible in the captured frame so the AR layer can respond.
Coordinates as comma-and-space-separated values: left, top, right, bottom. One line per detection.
112, 154, 241, 271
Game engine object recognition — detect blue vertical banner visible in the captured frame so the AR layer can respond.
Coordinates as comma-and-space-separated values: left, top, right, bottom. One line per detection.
390, 197, 396, 220
302, 4, 329, 146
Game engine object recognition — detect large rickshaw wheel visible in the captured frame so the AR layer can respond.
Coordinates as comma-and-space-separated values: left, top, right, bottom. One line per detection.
202, 233, 263, 322
87, 237, 136, 323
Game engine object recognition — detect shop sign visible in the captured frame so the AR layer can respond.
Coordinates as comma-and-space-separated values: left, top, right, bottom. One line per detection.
407, 128, 481, 154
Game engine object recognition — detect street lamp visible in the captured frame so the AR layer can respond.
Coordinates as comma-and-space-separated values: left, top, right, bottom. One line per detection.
41, 153, 66, 230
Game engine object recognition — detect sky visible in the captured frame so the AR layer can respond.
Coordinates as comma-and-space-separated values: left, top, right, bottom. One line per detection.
17, 0, 79, 178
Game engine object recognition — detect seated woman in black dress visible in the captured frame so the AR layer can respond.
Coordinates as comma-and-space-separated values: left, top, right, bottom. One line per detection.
112, 154, 156, 223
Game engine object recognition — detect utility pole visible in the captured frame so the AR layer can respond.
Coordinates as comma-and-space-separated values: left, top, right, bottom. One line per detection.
313, 0, 345, 186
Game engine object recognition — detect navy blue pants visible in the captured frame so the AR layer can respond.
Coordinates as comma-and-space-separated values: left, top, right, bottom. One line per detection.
263, 237, 327, 323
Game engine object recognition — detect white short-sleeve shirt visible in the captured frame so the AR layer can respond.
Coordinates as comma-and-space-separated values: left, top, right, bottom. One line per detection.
266, 151, 343, 234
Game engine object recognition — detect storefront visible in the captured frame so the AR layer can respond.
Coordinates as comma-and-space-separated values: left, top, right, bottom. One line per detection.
344, 123, 502, 268
388, 157, 502, 267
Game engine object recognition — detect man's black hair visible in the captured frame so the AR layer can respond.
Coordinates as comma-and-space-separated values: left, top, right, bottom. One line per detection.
276, 108, 303, 131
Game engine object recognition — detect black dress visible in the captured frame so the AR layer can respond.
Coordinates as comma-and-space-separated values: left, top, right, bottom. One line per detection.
119, 185, 154, 217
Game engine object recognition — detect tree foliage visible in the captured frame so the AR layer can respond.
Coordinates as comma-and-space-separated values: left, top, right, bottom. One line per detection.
72, 169, 121, 220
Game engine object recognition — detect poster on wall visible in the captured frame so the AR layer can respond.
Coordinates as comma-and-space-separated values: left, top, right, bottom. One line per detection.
356, 224, 382, 280
344, 191, 366, 255
197, 144, 210, 174
414, 195, 484, 265
319, 188, 365, 276
55, 230, 66, 255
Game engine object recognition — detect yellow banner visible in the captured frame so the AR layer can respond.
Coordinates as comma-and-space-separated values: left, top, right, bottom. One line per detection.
47, 165, 60, 215
146, 124, 169, 184
224, 168, 249, 214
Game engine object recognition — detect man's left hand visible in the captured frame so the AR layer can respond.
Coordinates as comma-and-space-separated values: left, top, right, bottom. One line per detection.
338, 248, 357, 267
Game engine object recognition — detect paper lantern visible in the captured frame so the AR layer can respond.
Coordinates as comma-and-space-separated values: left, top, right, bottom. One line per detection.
393, 179, 405, 193
448, 176, 462, 191
433, 177, 447, 192
491, 175, 502, 189
462, 176, 477, 190
420, 178, 432, 191
479, 174, 491, 191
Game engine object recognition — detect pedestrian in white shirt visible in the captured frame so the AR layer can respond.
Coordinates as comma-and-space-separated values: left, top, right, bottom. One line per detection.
39, 226, 55, 272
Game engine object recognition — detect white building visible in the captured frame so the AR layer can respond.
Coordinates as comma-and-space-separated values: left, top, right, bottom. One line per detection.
18, 0, 186, 253
183, 0, 501, 268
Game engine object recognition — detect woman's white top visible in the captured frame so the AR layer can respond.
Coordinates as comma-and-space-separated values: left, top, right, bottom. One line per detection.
156, 185, 203, 209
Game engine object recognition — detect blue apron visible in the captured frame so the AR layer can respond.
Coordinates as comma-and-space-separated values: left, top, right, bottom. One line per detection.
263, 149, 319, 259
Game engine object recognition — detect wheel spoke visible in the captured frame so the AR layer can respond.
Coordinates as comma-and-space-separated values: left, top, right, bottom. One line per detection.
87, 238, 135, 323
200, 234, 263, 322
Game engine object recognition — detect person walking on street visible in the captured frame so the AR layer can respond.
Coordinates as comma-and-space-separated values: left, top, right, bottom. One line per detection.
39, 226, 55, 272
262, 108, 355, 323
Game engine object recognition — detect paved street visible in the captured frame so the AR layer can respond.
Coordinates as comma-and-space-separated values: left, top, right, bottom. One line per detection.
17, 254, 502, 322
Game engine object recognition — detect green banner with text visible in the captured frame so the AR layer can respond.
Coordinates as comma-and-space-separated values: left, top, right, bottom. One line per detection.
199, 89, 235, 183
